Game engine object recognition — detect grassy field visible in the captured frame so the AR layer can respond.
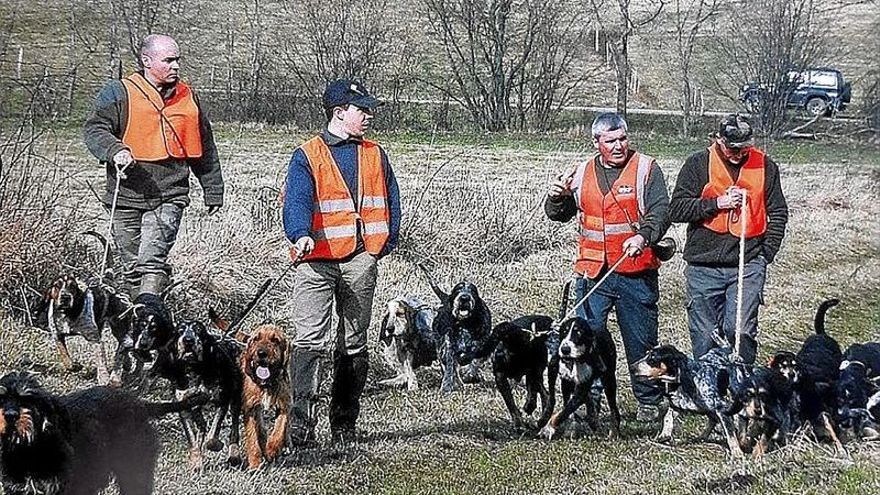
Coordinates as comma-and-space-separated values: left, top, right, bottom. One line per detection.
1, 124, 879, 494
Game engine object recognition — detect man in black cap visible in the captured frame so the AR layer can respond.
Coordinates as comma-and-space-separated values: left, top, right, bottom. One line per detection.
282, 79, 400, 447
669, 114, 788, 364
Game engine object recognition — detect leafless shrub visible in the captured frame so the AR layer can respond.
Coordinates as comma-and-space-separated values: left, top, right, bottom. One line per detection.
0, 120, 91, 318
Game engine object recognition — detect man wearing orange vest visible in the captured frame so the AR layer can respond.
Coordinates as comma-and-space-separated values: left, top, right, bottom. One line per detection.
545, 113, 670, 422
670, 114, 788, 365
84, 34, 224, 298
283, 80, 400, 447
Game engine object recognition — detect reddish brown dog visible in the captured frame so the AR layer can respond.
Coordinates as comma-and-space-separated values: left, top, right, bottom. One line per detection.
240, 324, 291, 469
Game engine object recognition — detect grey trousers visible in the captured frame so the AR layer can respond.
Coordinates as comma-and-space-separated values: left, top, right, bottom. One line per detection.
685, 257, 768, 364
290, 250, 378, 355
111, 203, 183, 297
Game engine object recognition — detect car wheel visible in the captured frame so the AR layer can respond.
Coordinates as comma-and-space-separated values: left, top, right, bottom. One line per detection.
805, 96, 827, 116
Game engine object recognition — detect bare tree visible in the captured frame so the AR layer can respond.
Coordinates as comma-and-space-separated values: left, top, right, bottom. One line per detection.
709, 0, 829, 137
109, 0, 162, 60
516, 0, 596, 130
280, 0, 392, 94
421, 0, 594, 131
669, 0, 718, 136
589, 0, 665, 117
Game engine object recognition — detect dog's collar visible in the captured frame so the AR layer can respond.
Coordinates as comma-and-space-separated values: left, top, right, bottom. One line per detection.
840, 360, 866, 371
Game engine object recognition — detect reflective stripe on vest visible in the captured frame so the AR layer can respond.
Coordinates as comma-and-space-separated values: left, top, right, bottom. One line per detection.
295, 136, 390, 261
120, 73, 203, 161
575, 152, 661, 278
700, 144, 768, 238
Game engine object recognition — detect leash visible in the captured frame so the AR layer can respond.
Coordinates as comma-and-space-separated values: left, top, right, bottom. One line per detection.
562, 253, 629, 322
734, 191, 748, 362
99, 160, 130, 276
223, 251, 303, 339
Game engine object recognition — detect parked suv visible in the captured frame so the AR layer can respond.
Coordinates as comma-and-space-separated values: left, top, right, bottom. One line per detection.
740, 68, 852, 116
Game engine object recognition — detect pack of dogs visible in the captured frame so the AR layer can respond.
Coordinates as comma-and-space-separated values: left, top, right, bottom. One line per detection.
3, 255, 879, 493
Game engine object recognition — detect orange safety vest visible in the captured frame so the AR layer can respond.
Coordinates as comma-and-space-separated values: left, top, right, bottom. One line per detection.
700, 144, 767, 238
575, 152, 661, 278
293, 136, 390, 261
120, 73, 203, 161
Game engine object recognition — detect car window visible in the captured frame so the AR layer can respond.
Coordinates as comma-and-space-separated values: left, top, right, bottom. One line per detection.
808, 71, 837, 88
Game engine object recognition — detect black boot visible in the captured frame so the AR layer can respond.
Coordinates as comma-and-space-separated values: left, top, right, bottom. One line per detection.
289, 347, 323, 448
329, 351, 369, 445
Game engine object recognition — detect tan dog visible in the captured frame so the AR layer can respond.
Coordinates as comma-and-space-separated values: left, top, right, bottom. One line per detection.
240, 324, 291, 469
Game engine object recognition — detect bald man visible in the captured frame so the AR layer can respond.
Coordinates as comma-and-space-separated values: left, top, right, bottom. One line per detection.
84, 34, 224, 298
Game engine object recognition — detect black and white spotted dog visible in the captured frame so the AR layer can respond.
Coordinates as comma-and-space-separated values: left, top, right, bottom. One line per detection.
42, 274, 130, 385
151, 316, 244, 469
419, 264, 491, 393
539, 316, 620, 439
631, 344, 745, 458
835, 341, 880, 438
378, 296, 440, 391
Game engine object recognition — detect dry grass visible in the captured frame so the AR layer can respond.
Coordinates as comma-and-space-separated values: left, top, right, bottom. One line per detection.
1, 124, 879, 494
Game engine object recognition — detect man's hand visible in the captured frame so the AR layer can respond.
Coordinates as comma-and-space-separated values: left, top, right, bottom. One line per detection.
622, 234, 646, 257
547, 171, 575, 198
717, 186, 745, 210
293, 236, 315, 257
207, 205, 221, 215
112, 149, 133, 179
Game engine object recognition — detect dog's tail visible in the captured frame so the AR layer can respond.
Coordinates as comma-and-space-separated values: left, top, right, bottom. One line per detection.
814, 298, 840, 335
142, 392, 210, 418
417, 262, 448, 303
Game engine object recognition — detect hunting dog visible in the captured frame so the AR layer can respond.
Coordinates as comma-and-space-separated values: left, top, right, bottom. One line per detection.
539, 316, 620, 440
489, 315, 559, 430
240, 324, 290, 469
105, 292, 176, 389
631, 344, 745, 458
772, 298, 846, 453
151, 315, 244, 469
378, 296, 440, 391
41, 274, 130, 385
418, 264, 491, 392
835, 342, 880, 438
728, 366, 798, 459
0, 371, 207, 495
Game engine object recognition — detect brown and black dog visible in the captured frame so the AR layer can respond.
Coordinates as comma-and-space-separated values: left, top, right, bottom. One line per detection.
42, 274, 130, 384
240, 324, 291, 469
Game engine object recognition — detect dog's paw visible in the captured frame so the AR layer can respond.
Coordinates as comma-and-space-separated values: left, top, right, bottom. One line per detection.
204, 437, 224, 452
227, 444, 242, 468
187, 447, 204, 472
655, 433, 672, 444
539, 424, 557, 440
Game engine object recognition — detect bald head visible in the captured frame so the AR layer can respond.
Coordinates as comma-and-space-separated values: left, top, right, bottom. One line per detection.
138, 34, 181, 88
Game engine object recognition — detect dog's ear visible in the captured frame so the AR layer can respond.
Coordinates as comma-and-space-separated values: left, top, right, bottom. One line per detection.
282, 341, 292, 369
208, 307, 230, 331
378, 311, 391, 344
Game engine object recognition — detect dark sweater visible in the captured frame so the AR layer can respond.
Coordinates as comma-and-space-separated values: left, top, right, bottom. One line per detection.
544, 152, 671, 247
83, 76, 224, 209
282, 130, 401, 258
669, 148, 788, 266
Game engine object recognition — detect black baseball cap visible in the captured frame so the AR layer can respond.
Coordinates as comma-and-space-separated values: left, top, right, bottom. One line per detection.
718, 113, 754, 148
322, 79, 382, 110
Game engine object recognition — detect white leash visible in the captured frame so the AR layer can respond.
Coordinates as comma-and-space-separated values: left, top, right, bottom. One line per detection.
99, 161, 129, 276
563, 253, 629, 322
734, 192, 748, 360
